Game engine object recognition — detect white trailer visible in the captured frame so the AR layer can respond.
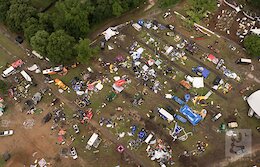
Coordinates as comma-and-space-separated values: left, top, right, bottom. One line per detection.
32, 50, 43, 59
2, 66, 15, 78
20, 70, 32, 82
158, 108, 174, 121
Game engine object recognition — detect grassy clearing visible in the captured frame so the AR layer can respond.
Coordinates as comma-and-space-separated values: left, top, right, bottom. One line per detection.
0, 48, 12, 68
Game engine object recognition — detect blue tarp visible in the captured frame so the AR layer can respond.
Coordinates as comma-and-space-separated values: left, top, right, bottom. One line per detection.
193, 66, 210, 78
180, 105, 202, 126
172, 96, 185, 105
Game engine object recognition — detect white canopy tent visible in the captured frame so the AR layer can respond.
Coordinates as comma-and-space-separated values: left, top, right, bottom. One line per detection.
247, 90, 260, 116
102, 28, 119, 41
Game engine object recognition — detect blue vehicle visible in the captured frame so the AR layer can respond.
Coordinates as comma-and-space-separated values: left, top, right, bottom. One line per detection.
174, 114, 187, 123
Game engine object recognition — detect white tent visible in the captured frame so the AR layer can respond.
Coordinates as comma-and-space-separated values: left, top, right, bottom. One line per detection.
250, 28, 260, 36
164, 46, 173, 55
192, 77, 204, 88
102, 28, 119, 41
247, 90, 260, 116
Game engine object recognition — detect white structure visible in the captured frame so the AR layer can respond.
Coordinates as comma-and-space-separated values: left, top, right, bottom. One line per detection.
20, 70, 32, 82
250, 28, 260, 36
2, 66, 15, 78
132, 23, 142, 31
247, 90, 260, 118
102, 28, 119, 41
192, 77, 204, 88
164, 46, 173, 55
158, 108, 174, 121
32, 50, 43, 59
86, 133, 102, 149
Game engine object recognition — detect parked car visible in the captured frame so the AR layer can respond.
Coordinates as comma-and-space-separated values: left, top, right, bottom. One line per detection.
100, 39, 106, 50
0, 130, 14, 137
211, 113, 222, 121
70, 147, 78, 160
166, 24, 175, 31
73, 124, 80, 134
15, 36, 23, 44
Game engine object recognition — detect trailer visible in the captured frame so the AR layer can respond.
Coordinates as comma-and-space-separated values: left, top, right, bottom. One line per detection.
2, 66, 15, 78
20, 70, 32, 82
32, 50, 43, 59
132, 23, 142, 31
158, 108, 174, 121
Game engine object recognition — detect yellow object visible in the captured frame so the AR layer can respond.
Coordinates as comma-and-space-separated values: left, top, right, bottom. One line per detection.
54, 79, 68, 90
192, 96, 207, 105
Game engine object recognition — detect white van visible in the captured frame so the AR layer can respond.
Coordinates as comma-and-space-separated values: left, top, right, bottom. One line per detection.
236, 58, 251, 65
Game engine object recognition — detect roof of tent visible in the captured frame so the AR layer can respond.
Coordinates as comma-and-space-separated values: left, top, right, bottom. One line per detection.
247, 90, 260, 116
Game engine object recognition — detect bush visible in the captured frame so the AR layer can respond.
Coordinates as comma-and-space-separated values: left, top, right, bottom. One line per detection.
243, 34, 260, 58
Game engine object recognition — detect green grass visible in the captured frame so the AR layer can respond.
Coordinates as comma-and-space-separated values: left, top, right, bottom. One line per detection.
0, 157, 5, 167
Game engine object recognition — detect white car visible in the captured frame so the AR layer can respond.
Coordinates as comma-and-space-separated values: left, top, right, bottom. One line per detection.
0, 130, 14, 137
70, 147, 78, 160
73, 124, 80, 134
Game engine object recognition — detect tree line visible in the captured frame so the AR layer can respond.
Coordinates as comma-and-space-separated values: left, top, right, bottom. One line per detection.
0, 0, 144, 65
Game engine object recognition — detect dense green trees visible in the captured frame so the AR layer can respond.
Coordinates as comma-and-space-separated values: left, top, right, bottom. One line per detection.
0, 0, 10, 23
46, 30, 76, 64
30, 30, 49, 56
112, 0, 124, 17
243, 34, 260, 58
6, 0, 37, 32
53, 0, 92, 39
76, 39, 99, 65
0, 0, 145, 65
159, 0, 180, 8
186, 0, 216, 23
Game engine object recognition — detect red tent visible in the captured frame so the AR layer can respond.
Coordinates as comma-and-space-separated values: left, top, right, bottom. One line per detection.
115, 80, 126, 87
11, 59, 23, 68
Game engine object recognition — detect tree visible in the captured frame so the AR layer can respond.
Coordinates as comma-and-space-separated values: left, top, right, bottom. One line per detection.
76, 38, 99, 64
0, 80, 8, 95
243, 34, 260, 58
112, 0, 123, 17
22, 17, 43, 42
0, 0, 11, 23
186, 0, 216, 23
38, 13, 54, 33
46, 30, 76, 64
159, 0, 180, 8
52, 0, 93, 39
6, 0, 37, 32
90, 0, 113, 24
30, 30, 49, 56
